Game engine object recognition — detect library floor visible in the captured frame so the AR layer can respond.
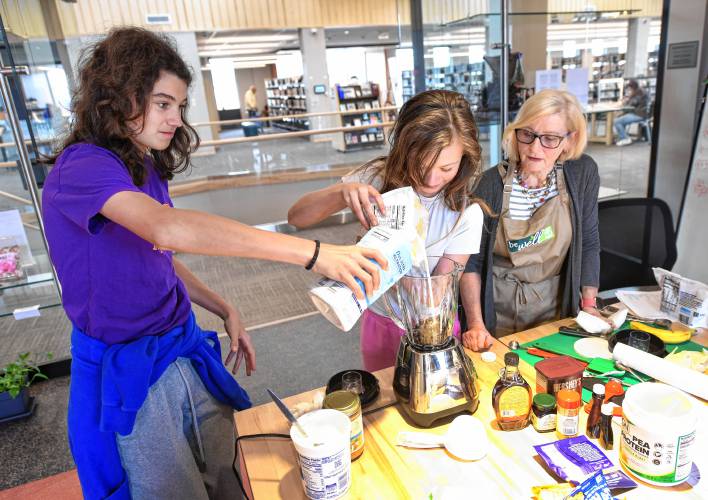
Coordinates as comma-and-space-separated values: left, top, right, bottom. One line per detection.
0, 133, 652, 495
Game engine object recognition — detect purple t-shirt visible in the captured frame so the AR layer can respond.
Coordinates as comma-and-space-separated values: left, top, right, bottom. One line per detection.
42, 143, 191, 344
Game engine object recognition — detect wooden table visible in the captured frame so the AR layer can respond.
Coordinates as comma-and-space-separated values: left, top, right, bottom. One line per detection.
234, 319, 708, 499
585, 103, 633, 146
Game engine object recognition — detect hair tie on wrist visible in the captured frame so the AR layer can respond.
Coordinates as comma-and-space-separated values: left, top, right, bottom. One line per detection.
581, 297, 597, 309
305, 240, 320, 270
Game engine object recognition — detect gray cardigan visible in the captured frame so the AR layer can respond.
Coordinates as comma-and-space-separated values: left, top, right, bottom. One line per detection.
463, 154, 601, 335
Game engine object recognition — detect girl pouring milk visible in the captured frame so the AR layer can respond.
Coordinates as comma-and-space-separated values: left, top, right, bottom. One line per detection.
288, 90, 487, 371
42, 27, 385, 499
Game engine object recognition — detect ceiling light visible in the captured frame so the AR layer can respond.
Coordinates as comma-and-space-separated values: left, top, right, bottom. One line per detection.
198, 34, 297, 45
199, 48, 274, 57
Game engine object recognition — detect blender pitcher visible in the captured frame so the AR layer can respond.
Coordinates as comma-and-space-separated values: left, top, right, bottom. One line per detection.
383, 261, 462, 348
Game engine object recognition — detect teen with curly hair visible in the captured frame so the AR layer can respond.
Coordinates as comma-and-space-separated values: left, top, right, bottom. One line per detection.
42, 27, 385, 499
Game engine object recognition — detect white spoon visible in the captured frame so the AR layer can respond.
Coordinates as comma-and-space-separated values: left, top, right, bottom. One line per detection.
396, 415, 488, 461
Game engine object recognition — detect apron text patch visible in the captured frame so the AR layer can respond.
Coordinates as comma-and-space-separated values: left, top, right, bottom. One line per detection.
507, 225, 555, 253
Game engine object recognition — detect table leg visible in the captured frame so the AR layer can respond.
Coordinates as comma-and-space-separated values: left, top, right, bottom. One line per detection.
606, 112, 615, 145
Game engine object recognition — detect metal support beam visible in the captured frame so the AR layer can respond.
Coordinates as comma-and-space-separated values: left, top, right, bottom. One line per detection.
410, 0, 425, 95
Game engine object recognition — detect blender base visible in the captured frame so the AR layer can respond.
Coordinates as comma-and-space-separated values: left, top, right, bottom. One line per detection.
395, 394, 479, 428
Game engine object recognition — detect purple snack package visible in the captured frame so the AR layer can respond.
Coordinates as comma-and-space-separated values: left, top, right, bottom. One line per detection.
534, 436, 637, 491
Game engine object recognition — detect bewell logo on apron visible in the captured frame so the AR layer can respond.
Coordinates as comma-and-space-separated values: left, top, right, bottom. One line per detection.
507, 225, 555, 253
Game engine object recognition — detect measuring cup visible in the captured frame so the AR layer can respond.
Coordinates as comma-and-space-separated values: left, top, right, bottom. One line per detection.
396, 415, 488, 461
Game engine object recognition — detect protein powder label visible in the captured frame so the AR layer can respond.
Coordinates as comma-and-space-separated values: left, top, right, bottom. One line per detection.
620, 417, 696, 484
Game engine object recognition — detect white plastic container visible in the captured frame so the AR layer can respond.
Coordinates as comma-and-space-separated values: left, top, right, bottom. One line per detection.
290, 409, 352, 500
620, 383, 697, 486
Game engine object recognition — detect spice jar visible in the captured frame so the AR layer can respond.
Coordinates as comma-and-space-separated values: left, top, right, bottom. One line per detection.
323, 390, 365, 460
556, 389, 581, 438
531, 393, 557, 433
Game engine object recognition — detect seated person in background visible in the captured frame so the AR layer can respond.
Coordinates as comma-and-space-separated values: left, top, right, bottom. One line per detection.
461, 89, 607, 351
288, 90, 488, 372
614, 79, 650, 146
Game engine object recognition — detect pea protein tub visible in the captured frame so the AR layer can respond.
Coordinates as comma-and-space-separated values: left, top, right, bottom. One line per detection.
620, 383, 697, 486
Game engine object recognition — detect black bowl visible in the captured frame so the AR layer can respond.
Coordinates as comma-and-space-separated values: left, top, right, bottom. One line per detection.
326, 370, 380, 408
608, 329, 667, 358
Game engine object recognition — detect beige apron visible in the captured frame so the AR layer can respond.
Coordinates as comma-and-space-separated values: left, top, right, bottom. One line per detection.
492, 163, 572, 336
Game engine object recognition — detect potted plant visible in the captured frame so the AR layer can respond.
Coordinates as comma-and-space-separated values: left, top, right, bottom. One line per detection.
0, 352, 51, 422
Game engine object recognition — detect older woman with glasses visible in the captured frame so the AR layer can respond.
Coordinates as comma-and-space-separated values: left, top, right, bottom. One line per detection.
460, 89, 606, 350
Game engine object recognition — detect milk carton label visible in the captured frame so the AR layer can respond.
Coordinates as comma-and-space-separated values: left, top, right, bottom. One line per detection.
309, 186, 429, 331
309, 225, 415, 331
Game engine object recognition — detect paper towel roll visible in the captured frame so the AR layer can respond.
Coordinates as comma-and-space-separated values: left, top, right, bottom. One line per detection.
613, 342, 708, 400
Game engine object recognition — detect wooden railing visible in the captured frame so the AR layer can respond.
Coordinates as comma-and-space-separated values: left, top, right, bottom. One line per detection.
0, 106, 398, 166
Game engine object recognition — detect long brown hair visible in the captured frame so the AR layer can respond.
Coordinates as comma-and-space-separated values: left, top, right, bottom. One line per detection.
358, 89, 483, 212
47, 27, 200, 185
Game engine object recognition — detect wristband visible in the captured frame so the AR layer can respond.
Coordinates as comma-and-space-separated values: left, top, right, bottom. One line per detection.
581, 296, 597, 309
305, 240, 320, 270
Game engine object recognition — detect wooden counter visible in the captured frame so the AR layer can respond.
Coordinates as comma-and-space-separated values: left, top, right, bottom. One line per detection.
234, 319, 708, 499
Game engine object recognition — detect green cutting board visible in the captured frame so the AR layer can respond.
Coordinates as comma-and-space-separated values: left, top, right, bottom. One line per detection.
515, 330, 706, 402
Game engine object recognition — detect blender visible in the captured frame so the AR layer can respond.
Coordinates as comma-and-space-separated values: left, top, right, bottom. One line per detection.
385, 266, 480, 427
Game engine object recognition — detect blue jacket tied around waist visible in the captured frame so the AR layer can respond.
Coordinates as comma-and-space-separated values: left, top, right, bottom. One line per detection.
68, 312, 251, 499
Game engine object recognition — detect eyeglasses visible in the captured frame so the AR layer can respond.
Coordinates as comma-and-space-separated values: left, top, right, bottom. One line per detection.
515, 128, 569, 149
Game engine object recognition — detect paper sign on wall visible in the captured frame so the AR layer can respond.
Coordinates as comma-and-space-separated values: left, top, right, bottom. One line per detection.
535, 69, 562, 92
565, 68, 589, 106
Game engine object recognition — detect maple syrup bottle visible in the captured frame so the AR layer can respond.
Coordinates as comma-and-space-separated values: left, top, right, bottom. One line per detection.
492, 352, 532, 430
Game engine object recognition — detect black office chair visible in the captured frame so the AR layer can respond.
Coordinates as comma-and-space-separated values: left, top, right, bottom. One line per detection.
598, 197, 677, 291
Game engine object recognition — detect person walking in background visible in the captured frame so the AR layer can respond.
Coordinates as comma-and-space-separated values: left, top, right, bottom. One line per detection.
614, 79, 650, 146
244, 84, 258, 118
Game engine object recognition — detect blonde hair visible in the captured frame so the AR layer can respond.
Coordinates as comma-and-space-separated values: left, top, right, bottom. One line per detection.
502, 89, 587, 164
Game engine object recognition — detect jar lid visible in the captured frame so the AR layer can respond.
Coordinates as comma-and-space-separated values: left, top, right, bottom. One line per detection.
556, 389, 581, 409
533, 393, 556, 410
323, 390, 360, 413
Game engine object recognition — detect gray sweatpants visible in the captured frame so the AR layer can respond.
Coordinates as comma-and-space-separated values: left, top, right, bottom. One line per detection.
116, 357, 243, 500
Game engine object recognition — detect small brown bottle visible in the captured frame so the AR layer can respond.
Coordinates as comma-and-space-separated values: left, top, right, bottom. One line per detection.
586, 383, 605, 439
599, 404, 614, 450
492, 352, 532, 431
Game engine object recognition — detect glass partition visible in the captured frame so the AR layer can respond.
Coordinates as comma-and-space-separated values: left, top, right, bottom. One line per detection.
0, 15, 63, 366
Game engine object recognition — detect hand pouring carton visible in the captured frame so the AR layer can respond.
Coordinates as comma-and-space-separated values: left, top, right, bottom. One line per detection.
309, 187, 427, 331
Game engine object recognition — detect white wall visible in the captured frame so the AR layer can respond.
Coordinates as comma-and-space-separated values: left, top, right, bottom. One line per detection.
653, 0, 706, 224
326, 46, 389, 105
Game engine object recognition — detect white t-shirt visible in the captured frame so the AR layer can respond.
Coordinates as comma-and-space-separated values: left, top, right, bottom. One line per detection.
342, 168, 484, 317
